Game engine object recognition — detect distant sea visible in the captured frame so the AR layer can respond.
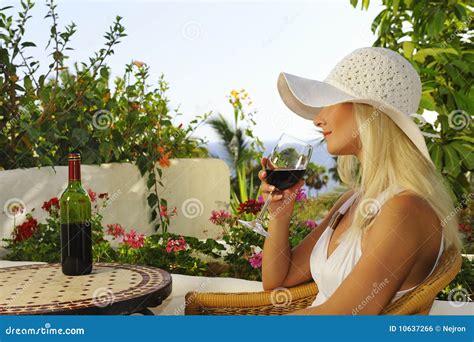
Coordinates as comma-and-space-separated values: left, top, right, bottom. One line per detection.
205, 140, 341, 194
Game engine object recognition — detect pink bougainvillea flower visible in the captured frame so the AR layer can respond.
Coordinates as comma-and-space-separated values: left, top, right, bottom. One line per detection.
160, 205, 178, 218
106, 223, 126, 238
209, 209, 232, 225
165, 236, 187, 253
303, 220, 318, 230
248, 251, 262, 269
123, 229, 145, 249
295, 188, 306, 202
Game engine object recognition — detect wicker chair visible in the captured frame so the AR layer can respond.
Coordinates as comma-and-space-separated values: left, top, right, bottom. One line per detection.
185, 245, 461, 315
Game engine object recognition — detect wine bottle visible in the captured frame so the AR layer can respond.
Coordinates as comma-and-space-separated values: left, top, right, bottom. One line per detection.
60, 152, 93, 276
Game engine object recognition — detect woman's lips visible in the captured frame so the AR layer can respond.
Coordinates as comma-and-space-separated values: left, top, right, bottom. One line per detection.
323, 131, 332, 137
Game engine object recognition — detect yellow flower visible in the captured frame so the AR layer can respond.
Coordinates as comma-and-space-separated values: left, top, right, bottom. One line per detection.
230, 89, 239, 98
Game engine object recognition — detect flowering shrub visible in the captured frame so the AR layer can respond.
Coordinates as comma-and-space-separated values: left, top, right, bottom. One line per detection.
165, 236, 188, 253
0, 2, 209, 235
2, 190, 207, 276
12, 215, 38, 243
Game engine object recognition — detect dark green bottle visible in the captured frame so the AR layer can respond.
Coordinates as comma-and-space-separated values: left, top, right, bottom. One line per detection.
60, 152, 93, 276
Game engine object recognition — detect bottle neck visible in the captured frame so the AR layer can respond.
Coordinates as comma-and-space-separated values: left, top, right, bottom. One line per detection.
68, 159, 82, 185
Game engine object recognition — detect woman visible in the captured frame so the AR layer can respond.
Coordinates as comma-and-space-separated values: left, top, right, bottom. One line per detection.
260, 47, 462, 315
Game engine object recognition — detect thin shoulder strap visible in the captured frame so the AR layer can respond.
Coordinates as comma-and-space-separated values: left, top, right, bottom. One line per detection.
328, 191, 359, 230
327, 185, 406, 231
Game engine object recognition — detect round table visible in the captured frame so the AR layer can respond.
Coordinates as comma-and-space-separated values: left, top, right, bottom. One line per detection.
0, 263, 172, 315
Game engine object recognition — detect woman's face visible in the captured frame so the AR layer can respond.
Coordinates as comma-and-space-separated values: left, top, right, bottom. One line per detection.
313, 103, 362, 159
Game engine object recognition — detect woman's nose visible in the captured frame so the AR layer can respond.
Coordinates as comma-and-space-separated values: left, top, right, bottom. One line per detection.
314, 114, 325, 128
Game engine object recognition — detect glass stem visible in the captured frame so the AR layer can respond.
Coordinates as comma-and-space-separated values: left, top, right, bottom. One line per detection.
256, 191, 274, 222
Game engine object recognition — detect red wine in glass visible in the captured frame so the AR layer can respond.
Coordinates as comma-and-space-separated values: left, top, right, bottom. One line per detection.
265, 169, 306, 191
238, 133, 313, 237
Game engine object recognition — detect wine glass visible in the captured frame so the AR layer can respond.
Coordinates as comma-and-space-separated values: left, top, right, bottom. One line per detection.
238, 133, 314, 237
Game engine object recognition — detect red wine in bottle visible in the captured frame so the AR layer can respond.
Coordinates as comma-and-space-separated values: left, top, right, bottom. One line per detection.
265, 168, 305, 190
60, 153, 93, 276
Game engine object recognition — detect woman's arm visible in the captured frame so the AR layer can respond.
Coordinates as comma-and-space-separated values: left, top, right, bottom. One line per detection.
260, 155, 355, 290
288, 194, 428, 315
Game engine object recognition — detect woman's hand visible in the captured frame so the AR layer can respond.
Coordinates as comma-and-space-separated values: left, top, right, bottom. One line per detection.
258, 157, 304, 219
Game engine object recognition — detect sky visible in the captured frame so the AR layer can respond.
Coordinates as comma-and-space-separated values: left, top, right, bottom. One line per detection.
2, 0, 397, 143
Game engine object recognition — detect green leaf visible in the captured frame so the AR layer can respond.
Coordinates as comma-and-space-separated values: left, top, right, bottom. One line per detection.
442, 144, 461, 177
420, 93, 436, 111
451, 141, 474, 170
429, 10, 445, 37
402, 41, 415, 59
147, 172, 156, 189
453, 4, 467, 21
452, 136, 474, 144
147, 193, 158, 208
20, 41, 36, 48
71, 128, 89, 146
428, 143, 443, 171
413, 48, 458, 63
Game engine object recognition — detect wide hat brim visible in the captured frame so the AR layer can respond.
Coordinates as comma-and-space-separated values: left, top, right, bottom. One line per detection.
277, 72, 434, 166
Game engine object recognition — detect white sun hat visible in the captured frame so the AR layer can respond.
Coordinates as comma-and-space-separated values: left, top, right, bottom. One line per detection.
277, 47, 434, 166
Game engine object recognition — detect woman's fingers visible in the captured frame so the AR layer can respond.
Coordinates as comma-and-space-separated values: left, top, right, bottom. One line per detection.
283, 179, 305, 196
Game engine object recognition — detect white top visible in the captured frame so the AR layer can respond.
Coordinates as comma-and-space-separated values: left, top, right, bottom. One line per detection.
309, 185, 445, 308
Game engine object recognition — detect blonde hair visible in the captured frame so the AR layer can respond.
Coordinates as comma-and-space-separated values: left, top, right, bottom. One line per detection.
337, 103, 462, 250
